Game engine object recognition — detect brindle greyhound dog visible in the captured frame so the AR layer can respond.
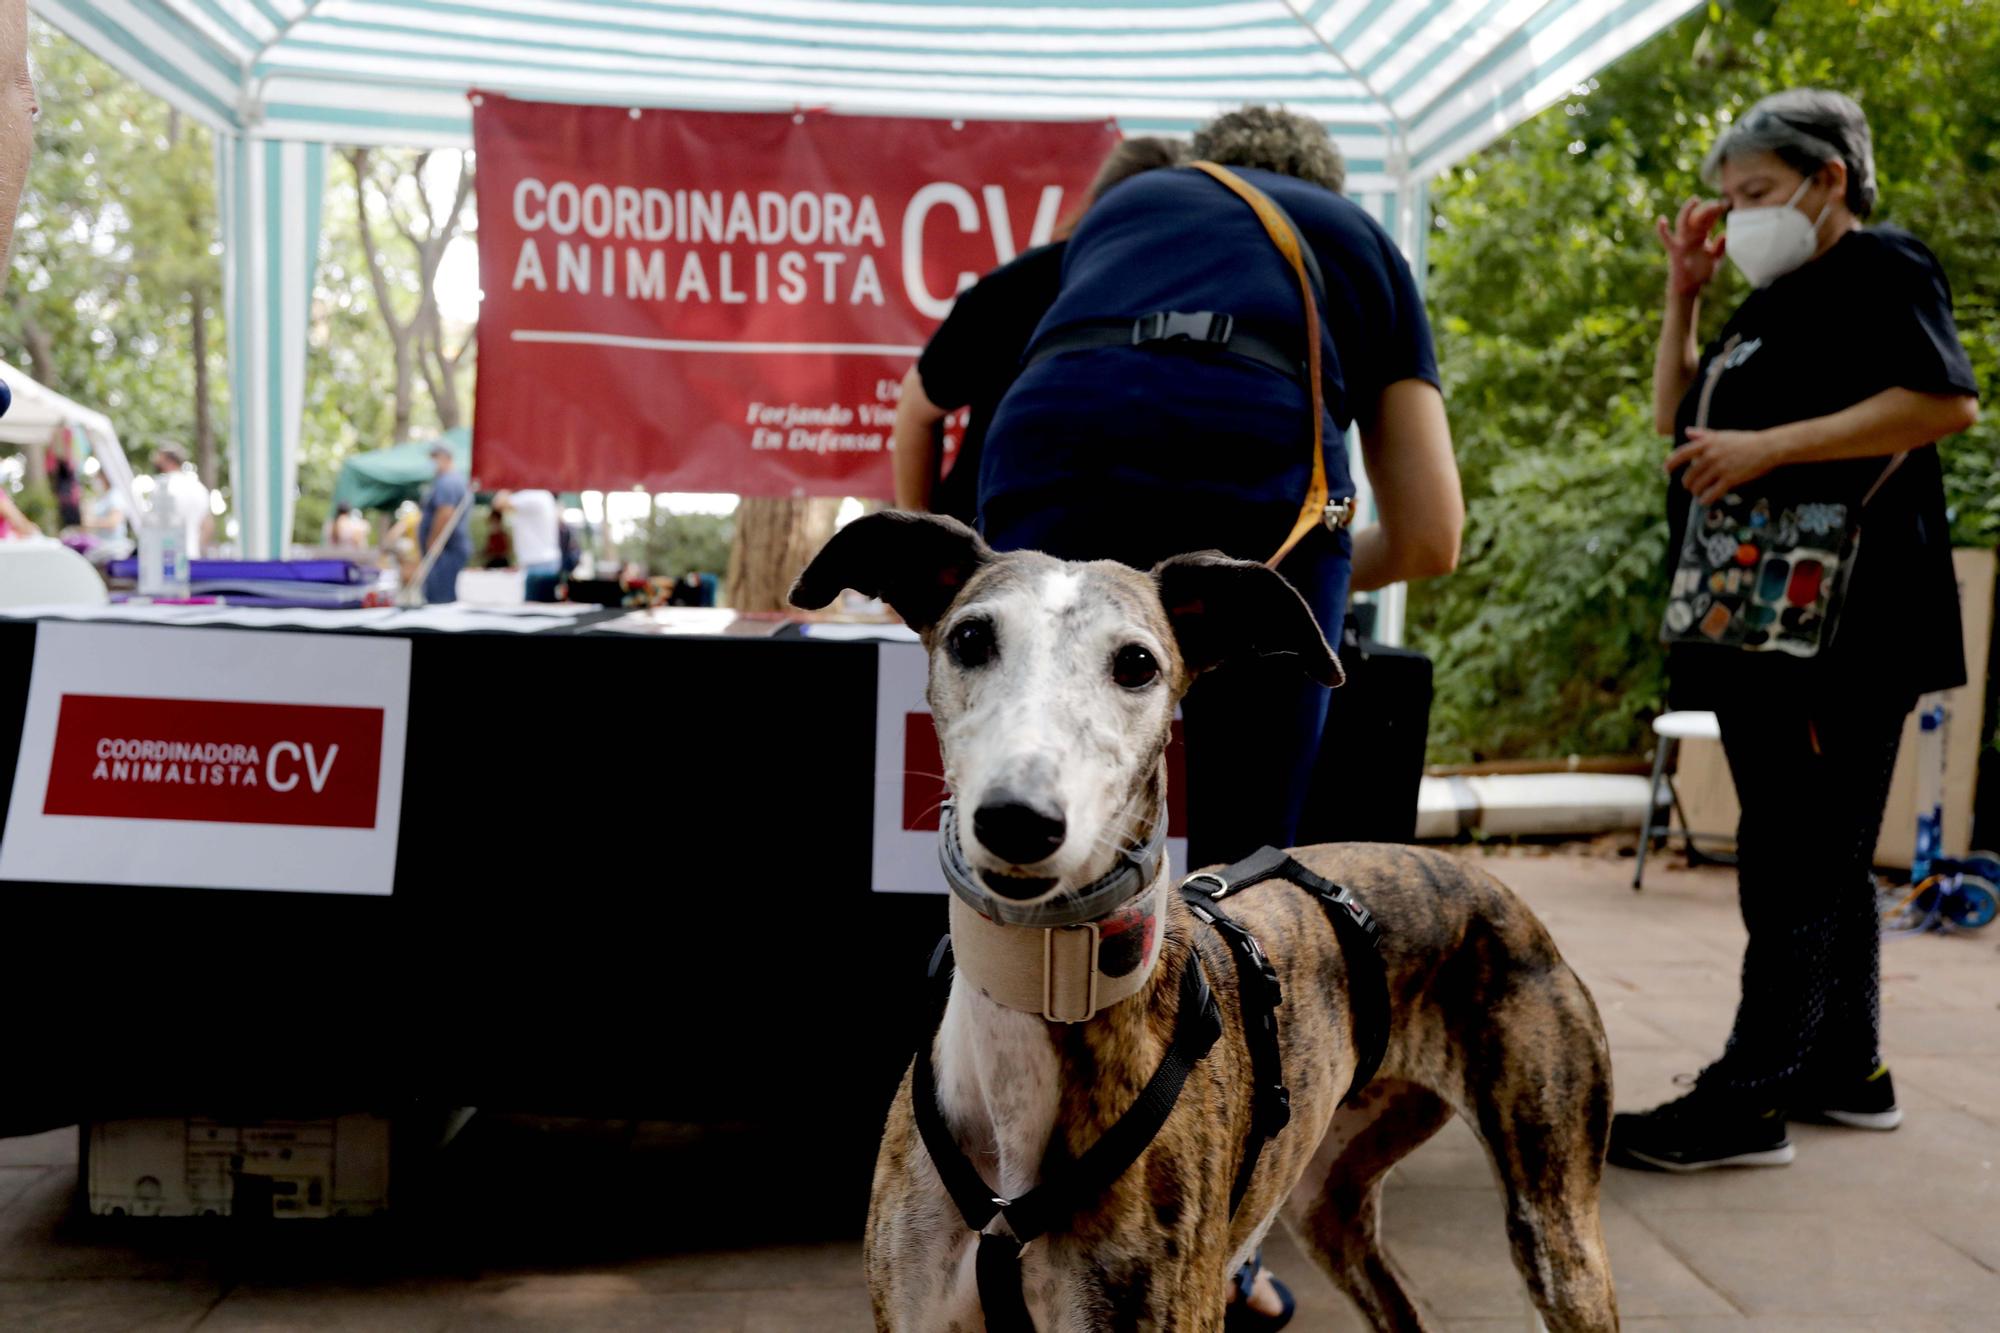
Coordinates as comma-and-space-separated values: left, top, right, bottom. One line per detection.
791, 512, 1617, 1332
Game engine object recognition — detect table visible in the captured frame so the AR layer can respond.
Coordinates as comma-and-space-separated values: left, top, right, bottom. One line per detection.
0, 612, 941, 1137
0, 606, 1428, 1141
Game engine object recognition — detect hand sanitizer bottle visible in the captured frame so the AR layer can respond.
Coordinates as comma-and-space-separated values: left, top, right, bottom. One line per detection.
138, 483, 189, 599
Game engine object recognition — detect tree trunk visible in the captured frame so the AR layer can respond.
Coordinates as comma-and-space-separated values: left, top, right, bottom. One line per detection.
391, 336, 414, 442
15, 308, 54, 387
724, 497, 841, 612
191, 287, 215, 486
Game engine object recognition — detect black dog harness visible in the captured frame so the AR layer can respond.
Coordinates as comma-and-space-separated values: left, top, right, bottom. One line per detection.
910, 848, 1389, 1331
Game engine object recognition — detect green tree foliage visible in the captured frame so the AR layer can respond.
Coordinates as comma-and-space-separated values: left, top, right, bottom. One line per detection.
0, 25, 470, 548
622, 509, 736, 579
1414, 0, 2000, 763
0, 21, 222, 480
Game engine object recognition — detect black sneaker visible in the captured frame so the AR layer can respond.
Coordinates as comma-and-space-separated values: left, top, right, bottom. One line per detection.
1607, 1083, 1794, 1172
1794, 1065, 1903, 1131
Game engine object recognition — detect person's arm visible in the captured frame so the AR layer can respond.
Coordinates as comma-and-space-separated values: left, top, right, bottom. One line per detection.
1350, 378, 1463, 593
892, 366, 949, 512
1666, 388, 1979, 505
0, 0, 35, 274
1653, 198, 1728, 436
0, 486, 37, 536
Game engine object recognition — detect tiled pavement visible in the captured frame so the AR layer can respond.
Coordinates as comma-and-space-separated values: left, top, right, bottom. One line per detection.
2, 849, 1996, 1330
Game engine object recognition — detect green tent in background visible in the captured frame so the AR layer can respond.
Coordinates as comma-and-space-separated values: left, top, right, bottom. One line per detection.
329, 426, 471, 511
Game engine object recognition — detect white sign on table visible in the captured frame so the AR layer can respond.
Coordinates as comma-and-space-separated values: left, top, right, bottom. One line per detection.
0, 623, 412, 895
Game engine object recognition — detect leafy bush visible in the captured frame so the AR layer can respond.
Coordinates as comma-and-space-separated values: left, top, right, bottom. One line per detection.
1413, 0, 2000, 763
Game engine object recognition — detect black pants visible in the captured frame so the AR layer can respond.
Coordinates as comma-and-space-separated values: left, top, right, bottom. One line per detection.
1710, 700, 1910, 1093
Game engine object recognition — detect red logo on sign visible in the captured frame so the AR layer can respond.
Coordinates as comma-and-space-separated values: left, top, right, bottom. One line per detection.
42, 695, 386, 830
902, 712, 1186, 836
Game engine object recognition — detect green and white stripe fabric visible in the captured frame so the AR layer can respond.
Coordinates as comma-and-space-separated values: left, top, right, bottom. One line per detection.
216, 133, 326, 559
35, 0, 1697, 556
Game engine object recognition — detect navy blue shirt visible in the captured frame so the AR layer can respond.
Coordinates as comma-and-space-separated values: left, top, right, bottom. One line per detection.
979, 166, 1438, 567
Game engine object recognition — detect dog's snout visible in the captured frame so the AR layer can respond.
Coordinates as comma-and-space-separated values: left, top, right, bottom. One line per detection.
973, 793, 1067, 866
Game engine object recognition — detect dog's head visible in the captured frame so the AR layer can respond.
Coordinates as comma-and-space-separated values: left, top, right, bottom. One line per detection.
790, 511, 1339, 903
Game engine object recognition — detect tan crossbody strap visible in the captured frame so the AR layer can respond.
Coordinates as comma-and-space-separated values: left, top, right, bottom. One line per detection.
1189, 160, 1329, 569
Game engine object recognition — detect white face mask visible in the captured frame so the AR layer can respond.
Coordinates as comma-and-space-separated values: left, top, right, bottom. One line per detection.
1725, 175, 1832, 288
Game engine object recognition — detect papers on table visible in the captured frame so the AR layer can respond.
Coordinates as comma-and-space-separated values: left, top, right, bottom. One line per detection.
0, 601, 610, 634
797, 620, 920, 643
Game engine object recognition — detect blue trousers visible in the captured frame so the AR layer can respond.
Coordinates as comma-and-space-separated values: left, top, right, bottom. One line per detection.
424, 549, 467, 605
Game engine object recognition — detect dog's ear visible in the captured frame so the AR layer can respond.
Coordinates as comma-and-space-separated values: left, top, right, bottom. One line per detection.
1152, 551, 1343, 687
789, 511, 992, 632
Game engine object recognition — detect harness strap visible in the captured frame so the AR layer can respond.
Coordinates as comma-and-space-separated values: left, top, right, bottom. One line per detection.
1189, 160, 1331, 571
910, 941, 1223, 1327
1185, 846, 1390, 1103
1180, 885, 1289, 1216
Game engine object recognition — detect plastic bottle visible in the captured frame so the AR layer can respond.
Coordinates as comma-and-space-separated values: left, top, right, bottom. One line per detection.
137, 480, 189, 599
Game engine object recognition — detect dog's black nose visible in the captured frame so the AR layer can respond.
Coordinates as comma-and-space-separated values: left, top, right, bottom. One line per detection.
973, 794, 1066, 866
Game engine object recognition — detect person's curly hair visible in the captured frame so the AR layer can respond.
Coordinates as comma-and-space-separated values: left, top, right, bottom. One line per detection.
1191, 105, 1346, 194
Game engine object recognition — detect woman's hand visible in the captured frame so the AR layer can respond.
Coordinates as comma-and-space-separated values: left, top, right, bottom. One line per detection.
1665, 427, 1780, 505
1656, 197, 1728, 299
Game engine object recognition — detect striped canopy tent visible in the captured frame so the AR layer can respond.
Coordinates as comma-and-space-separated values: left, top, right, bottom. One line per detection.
39, 0, 1698, 558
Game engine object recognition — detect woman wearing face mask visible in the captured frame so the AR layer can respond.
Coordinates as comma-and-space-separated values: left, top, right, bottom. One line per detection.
1610, 90, 1980, 1174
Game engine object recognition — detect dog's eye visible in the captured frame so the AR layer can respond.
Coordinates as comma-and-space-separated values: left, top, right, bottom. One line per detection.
1111, 644, 1160, 690
947, 618, 997, 668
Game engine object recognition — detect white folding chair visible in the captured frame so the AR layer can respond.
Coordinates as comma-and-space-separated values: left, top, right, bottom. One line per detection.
1634, 710, 1734, 889
0, 539, 109, 609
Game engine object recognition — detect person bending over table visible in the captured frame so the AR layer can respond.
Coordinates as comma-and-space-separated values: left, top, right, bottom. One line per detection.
891, 135, 1188, 523
976, 105, 1463, 871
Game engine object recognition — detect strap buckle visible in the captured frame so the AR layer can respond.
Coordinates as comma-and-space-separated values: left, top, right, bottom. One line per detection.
1329, 886, 1381, 942
1133, 311, 1234, 347
1181, 870, 1232, 900
1323, 496, 1356, 531
1041, 922, 1102, 1024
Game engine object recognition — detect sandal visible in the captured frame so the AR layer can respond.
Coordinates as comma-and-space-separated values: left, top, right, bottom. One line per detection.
1223, 1249, 1296, 1331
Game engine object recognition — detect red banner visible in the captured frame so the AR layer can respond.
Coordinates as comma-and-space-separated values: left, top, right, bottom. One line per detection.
471, 94, 1117, 497
43, 695, 386, 830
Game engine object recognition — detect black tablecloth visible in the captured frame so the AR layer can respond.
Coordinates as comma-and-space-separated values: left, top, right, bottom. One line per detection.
0, 618, 939, 1134
0, 613, 1429, 1137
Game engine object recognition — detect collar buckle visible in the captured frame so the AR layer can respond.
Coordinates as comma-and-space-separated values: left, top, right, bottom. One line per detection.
1041, 922, 1102, 1023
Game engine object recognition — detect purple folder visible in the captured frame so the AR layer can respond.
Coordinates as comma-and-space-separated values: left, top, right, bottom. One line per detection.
106, 559, 371, 586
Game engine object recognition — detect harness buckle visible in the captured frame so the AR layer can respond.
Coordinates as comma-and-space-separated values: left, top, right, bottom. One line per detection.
1133, 311, 1234, 347
1330, 887, 1381, 942
1181, 870, 1231, 900
1041, 922, 1102, 1024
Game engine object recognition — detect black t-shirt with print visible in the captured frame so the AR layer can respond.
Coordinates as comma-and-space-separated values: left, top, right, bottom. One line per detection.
916, 241, 1067, 525
1667, 226, 1979, 708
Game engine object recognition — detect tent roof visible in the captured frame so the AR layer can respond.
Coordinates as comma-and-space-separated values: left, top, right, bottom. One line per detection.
0, 359, 116, 452
329, 424, 471, 511
43, 0, 1698, 189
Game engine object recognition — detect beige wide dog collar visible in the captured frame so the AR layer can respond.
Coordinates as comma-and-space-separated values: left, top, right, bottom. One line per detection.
947, 871, 1171, 1023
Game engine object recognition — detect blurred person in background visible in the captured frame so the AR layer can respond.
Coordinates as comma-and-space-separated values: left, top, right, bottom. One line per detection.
491, 488, 563, 602
0, 484, 34, 538
417, 442, 471, 604
150, 443, 213, 556
328, 502, 369, 550
1612, 89, 1979, 1175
